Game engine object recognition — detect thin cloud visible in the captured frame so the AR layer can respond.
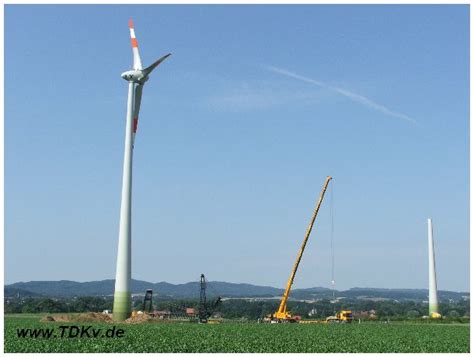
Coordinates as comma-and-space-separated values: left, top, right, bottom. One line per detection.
206, 84, 325, 112
267, 66, 417, 125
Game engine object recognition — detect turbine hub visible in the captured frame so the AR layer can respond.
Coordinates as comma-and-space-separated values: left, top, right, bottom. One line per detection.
121, 70, 148, 84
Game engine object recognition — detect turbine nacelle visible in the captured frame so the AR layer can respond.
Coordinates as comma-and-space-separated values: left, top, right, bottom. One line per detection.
121, 70, 149, 84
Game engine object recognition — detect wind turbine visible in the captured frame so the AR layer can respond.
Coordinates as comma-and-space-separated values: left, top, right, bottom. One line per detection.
113, 19, 171, 321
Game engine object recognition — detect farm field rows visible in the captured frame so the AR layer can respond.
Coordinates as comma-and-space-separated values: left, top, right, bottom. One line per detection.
4, 315, 470, 353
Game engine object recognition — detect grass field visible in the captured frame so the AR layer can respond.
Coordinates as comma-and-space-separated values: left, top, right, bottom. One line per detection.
4, 314, 470, 353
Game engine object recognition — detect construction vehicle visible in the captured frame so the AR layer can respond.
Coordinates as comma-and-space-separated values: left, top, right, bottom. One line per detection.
326, 310, 353, 323
266, 176, 332, 323
198, 274, 222, 323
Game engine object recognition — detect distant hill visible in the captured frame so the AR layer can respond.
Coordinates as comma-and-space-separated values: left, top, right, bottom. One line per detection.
285, 286, 468, 302
4, 280, 469, 302
4, 287, 43, 298
5, 280, 282, 299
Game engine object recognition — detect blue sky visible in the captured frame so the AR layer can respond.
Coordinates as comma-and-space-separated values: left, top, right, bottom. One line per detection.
5, 5, 469, 291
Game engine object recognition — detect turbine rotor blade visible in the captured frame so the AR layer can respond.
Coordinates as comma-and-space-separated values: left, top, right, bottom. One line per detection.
143, 53, 172, 76
128, 19, 143, 70
132, 84, 143, 145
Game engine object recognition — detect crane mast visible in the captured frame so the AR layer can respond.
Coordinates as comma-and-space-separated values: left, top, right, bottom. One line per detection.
198, 274, 222, 323
273, 176, 332, 321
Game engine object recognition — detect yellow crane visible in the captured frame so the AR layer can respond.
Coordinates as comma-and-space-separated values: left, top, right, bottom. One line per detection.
268, 176, 332, 323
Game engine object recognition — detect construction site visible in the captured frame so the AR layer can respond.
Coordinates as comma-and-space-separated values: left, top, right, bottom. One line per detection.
102, 176, 345, 324
5, 5, 469, 353
88, 176, 445, 325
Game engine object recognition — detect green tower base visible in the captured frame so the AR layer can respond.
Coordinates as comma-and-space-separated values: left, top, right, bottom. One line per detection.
113, 291, 131, 321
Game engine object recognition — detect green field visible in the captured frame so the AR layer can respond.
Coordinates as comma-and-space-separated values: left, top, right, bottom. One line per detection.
4, 315, 470, 353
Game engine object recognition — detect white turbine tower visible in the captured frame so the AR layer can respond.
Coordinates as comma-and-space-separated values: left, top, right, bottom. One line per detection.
427, 218, 441, 318
113, 19, 171, 321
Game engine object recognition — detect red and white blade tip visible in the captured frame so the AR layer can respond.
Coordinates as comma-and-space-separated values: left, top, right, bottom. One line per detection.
129, 19, 138, 49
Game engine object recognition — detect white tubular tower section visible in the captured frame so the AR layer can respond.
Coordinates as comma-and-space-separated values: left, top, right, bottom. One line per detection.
113, 81, 135, 321
427, 218, 439, 317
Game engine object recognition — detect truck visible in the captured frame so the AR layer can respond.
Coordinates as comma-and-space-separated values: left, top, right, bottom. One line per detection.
326, 310, 353, 323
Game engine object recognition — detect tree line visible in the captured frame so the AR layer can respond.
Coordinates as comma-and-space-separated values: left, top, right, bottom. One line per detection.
5, 296, 470, 321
